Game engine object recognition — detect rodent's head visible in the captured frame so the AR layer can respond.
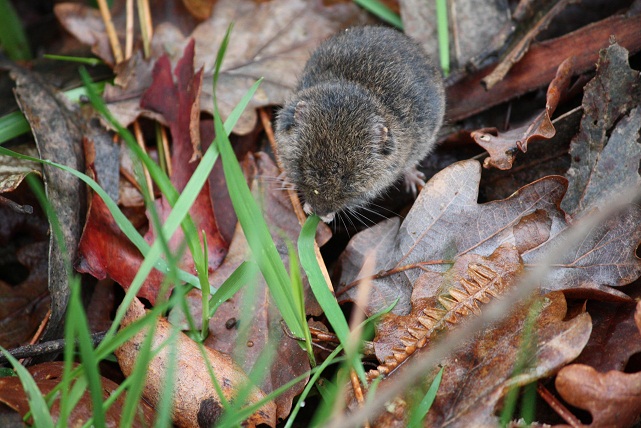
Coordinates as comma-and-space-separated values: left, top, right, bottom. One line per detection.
275, 82, 398, 222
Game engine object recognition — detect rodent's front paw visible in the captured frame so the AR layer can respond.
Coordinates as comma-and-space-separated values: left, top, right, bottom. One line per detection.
404, 168, 426, 197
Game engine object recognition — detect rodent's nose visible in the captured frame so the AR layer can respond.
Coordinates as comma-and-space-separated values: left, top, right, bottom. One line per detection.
302, 202, 335, 223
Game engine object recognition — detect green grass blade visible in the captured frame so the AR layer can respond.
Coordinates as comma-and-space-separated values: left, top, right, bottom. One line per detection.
0, 111, 30, 145
0, 348, 54, 427
435, 0, 450, 76
211, 25, 305, 343
407, 366, 444, 427
353, 0, 403, 29
0, 0, 31, 60
208, 261, 259, 317
213, 111, 304, 339
43, 54, 102, 66
298, 216, 350, 344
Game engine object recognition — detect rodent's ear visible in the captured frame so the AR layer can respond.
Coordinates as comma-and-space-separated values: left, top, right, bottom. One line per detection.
276, 102, 299, 132
373, 122, 394, 156
294, 100, 308, 123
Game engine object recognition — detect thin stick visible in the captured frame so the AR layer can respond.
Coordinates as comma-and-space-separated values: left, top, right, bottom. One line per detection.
537, 383, 582, 427
132, 121, 154, 200
96, 0, 123, 64
125, 0, 134, 59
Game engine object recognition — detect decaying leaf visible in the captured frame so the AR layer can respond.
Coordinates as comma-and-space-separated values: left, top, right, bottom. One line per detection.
400, 0, 509, 66
562, 43, 641, 217
370, 244, 523, 377
78, 42, 229, 303
367, 292, 591, 427
0, 144, 41, 193
76, 191, 167, 302
522, 203, 641, 299
556, 364, 641, 427
1, 60, 88, 346
337, 160, 567, 315
574, 300, 641, 372
472, 56, 574, 170
480, 0, 573, 90
140, 39, 228, 281
0, 361, 154, 426
100, 0, 369, 135
116, 297, 277, 427
338, 159, 641, 317
54, 0, 199, 66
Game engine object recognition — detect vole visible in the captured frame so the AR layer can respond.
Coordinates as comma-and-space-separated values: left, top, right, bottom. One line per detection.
275, 26, 445, 223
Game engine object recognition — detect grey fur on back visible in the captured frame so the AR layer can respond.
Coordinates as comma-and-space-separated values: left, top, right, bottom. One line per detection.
275, 26, 445, 219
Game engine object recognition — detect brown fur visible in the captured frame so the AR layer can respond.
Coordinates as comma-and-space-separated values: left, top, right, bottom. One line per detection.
275, 26, 445, 220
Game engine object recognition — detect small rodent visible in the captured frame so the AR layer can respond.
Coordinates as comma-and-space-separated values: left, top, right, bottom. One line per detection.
275, 26, 445, 223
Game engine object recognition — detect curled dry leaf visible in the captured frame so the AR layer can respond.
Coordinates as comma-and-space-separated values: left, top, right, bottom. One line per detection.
472, 56, 574, 170
0, 144, 41, 193
0, 361, 154, 426
116, 297, 277, 428
555, 364, 641, 427
1, 60, 88, 346
101, 0, 369, 135
370, 243, 524, 377
368, 292, 592, 427
562, 43, 641, 217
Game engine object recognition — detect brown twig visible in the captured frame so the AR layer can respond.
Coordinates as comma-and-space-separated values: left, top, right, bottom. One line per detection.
1, 332, 107, 365
132, 121, 154, 200
96, 0, 123, 64
338, 259, 452, 296
0, 194, 33, 214
537, 382, 583, 427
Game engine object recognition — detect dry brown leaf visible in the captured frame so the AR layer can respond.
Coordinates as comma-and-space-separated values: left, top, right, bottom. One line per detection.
368, 291, 591, 427
54, 0, 199, 66
0, 361, 154, 426
371, 243, 523, 375
1, 60, 89, 347
472, 56, 575, 170
0, 144, 41, 193
573, 300, 641, 372
337, 160, 567, 316
101, 0, 369, 135
555, 364, 641, 427
116, 297, 277, 427
562, 43, 641, 217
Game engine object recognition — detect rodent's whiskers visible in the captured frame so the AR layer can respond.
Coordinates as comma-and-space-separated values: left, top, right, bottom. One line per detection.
367, 202, 401, 219
256, 174, 297, 192
355, 204, 392, 222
